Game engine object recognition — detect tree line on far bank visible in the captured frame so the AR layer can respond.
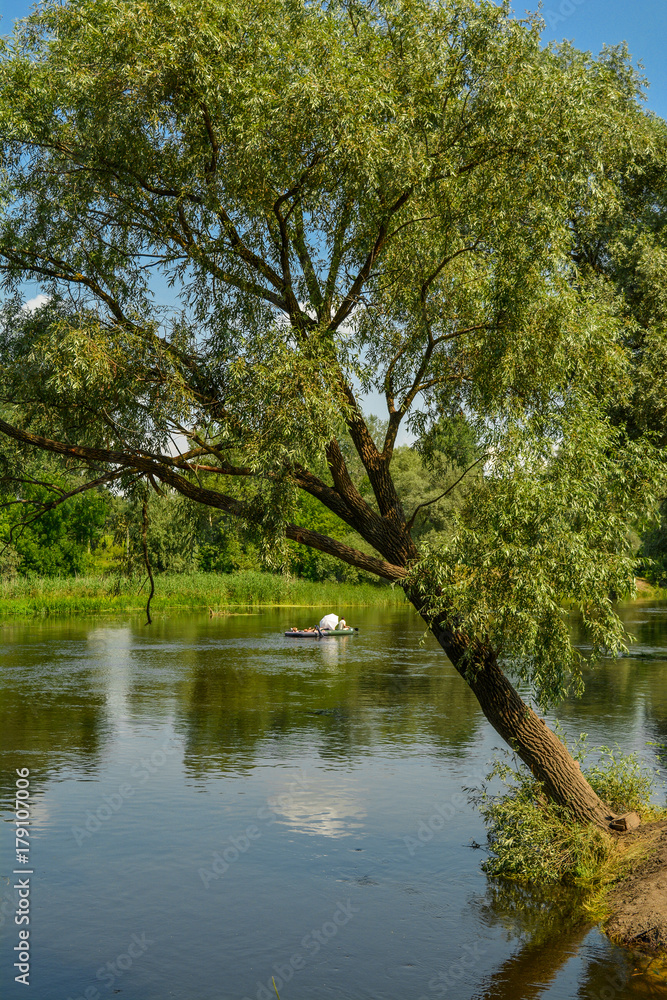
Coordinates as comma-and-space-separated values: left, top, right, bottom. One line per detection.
1, 413, 485, 586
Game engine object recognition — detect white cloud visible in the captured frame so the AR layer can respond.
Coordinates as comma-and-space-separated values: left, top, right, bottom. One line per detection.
23, 294, 50, 312
268, 775, 366, 839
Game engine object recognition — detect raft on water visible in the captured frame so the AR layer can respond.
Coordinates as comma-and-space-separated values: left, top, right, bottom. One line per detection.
285, 627, 356, 638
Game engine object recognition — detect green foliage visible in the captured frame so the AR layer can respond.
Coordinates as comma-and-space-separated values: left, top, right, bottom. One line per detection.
637, 500, 667, 586
194, 504, 272, 575
584, 745, 658, 815
197, 535, 261, 574
477, 763, 614, 885
408, 408, 660, 709
287, 501, 377, 583
349, 413, 484, 547
572, 114, 667, 447
475, 739, 661, 885
415, 411, 479, 474
12, 489, 108, 575
0, 539, 19, 577
120, 487, 202, 575
391, 434, 482, 545
0, 456, 111, 576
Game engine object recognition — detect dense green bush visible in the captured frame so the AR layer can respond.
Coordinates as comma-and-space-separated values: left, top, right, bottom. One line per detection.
1, 467, 110, 576
473, 737, 661, 886
585, 745, 657, 814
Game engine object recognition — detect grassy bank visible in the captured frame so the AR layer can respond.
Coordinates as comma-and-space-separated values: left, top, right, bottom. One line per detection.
0, 571, 407, 617
475, 741, 667, 922
2, 571, 662, 619
634, 577, 667, 601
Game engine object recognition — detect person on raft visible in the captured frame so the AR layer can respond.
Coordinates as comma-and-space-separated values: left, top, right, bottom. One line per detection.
288, 616, 351, 633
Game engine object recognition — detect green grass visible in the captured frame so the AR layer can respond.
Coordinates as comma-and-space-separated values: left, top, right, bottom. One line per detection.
0, 570, 407, 617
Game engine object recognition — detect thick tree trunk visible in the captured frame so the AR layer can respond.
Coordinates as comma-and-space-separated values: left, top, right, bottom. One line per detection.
415, 605, 617, 830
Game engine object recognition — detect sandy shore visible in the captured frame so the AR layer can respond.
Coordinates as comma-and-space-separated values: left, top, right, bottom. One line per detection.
605, 820, 667, 952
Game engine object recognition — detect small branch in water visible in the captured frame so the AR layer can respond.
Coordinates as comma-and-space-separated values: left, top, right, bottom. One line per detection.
141, 496, 155, 625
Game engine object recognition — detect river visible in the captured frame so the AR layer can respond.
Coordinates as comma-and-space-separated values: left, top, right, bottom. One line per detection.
1, 602, 666, 999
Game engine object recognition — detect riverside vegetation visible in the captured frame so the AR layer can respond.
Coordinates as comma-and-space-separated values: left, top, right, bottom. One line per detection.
474, 739, 666, 904
0, 570, 403, 617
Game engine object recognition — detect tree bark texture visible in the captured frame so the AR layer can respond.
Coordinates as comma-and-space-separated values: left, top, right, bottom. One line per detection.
424, 614, 616, 829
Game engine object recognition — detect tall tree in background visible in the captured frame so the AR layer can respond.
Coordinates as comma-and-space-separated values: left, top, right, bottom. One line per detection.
0, 0, 665, 828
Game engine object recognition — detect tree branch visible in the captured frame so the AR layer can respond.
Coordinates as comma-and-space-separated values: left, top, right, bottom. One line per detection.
0, 467, 129, 517
285, 523, 406, 581
405, 456, 485, 532
323, 193, 354, 317
330, 186, 415, 332
0, 416, 409, 579
294, 202, 324, 317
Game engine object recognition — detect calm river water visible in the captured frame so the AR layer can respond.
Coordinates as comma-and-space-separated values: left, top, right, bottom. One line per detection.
1, 602, 667, 999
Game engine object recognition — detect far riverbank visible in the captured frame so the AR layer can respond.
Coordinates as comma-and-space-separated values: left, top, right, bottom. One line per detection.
0, 570, 406, 617
0, 571, 663, 619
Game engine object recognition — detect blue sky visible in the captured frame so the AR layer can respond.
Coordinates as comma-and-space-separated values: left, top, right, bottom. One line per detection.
2, 0, 666, 117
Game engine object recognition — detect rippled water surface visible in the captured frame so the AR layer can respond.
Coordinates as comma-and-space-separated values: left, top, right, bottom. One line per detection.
1, 603, 667, 999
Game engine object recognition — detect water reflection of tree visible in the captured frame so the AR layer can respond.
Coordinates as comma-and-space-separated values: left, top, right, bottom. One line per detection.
472, 879, 667, 998
176, 640, 486, 777
472, 882, 608, 1000
0, 622, 110, 804
575, 951, 667, 1000
0, 612, 487, 792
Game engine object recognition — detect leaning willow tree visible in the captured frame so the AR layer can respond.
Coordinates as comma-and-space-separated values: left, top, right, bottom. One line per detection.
1, 0, 665, 827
